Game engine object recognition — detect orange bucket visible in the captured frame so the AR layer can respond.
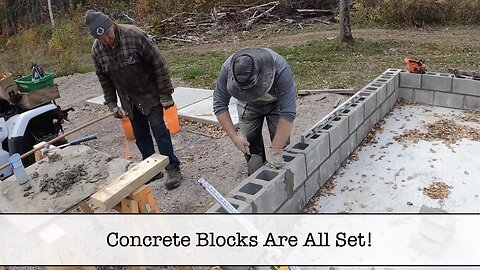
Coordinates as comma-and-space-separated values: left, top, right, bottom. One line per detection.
121, 116, 135, 140
164, 104, 181, 134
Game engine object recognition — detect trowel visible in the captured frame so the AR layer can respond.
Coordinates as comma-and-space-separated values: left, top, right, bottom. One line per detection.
246, 146, 263, 175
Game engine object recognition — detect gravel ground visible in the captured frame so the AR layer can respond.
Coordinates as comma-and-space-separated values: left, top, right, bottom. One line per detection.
54, 72, 348, 213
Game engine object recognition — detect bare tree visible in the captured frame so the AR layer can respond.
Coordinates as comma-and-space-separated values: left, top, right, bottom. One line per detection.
339, 0, 353, 43
47, 0, 55, 27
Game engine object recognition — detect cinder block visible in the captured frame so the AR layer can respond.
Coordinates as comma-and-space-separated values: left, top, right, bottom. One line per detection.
370, 108, 381, 125
414, 89, 434, 105
400, 71, 422, 88
453, 77, 480, 96
356, 119, 370, 145
375, 75, 395, 97
358, 90, 377, 117
398, 87, 414, 101
281, 152, 307, 191
365, 83, 387, 105
342, 102, 364, 134
321, 116, 348, 152
231, 167, 288, 213
286, 133, 330, 176
388, 92, 397, 111
464, 96, 480, 111
206, 197, 253, 213
305, 168, 321, 202
421, 72, 453, 92
319, 148, 341, 184
380, 98, 390, 119
433, 92, 465, 109
276, 184, 306, 213
340, 131, 357, 164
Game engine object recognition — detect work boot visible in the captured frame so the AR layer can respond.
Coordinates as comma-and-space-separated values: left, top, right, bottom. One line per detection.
165, 165, 183, 190
146, 171, 164, 185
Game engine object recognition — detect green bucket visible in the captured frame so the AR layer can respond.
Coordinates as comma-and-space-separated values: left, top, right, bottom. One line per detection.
15, 72, 55, 92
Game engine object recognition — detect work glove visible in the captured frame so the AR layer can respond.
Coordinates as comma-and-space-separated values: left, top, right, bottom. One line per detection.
106, 103, 125, 119
266, 148, 284, 169
233, 134, 250, 154
160, 94, 175, 109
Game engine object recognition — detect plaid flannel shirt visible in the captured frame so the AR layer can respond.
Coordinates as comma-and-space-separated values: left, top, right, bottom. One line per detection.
91, 24, 174, 116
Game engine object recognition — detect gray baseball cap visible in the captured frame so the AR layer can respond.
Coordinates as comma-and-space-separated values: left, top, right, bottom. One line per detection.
85, 10, 113, 39
227, 48, 275, 102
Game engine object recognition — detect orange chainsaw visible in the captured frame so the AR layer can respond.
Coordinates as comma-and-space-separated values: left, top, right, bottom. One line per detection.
403, 57, 427, 74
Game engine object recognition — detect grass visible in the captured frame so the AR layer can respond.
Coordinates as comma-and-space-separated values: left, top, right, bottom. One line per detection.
3, 25, 480, 92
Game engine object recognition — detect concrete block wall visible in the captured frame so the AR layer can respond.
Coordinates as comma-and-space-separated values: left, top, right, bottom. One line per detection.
398, 71, 480, 110
208, 68, 480, 214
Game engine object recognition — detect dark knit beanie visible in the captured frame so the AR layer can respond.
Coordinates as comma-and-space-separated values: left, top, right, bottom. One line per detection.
85, 10, 113, 39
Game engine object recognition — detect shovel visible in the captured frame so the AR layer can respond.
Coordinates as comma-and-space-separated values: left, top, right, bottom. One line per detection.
245, 146, 263, 175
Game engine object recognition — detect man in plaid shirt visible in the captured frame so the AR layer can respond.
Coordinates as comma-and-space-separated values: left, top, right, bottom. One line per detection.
85, 10, 182, 190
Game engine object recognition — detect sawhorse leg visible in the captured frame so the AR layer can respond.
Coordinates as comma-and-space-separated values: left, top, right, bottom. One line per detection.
114, 185, 160, 213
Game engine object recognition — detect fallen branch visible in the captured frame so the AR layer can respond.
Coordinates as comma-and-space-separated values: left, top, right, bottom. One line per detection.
240, 1, 279, 13
298, 88, 355, 96
245, 3, 278, 29
161, 36, 194, 43
333, 98, 342, 108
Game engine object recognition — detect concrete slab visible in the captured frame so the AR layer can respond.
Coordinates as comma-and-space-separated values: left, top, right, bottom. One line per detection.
177, 97, 239, 126
85, 87, 213, 109
313, 104, 480, 213
85, 87, 235, 126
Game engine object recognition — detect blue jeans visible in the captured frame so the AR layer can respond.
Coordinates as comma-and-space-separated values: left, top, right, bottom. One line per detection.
130, 105, 180, 168
237, 101, 288, 163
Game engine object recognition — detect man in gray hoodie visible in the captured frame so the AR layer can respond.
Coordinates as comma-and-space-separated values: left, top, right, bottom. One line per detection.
213, 48, 296, 174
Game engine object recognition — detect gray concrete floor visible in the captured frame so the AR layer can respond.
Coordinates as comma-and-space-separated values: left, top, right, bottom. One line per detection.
314, 104, 480, 213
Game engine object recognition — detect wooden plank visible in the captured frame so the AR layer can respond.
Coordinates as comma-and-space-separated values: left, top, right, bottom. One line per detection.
297, 88, 355, 96
90, 154, 169, 210
17, 84, 60, 109
333, 97, 342, 108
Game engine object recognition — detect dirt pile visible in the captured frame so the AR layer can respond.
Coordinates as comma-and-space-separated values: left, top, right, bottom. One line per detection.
394, 119, 480, 145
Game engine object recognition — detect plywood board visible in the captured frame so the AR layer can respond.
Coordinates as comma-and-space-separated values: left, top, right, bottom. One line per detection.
0, 145, 131, 213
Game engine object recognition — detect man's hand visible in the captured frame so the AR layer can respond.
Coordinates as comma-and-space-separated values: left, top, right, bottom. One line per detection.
267, 148, 284, 168
160, 94, 175, 109
107, 103, 125, 119
233, 134, 250, 154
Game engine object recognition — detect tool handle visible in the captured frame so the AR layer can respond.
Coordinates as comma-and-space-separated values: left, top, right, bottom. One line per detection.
59, 134, 98, 149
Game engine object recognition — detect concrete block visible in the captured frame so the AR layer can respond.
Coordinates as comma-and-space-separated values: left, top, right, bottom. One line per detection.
400, 71, 422, 88
398, 87, 414, 101
380, 98, 389, 119
421, 72, 453, 92
370, 108, 382, 125
388, 92, 397, 111
356, 120, 370, 145
358, 90, 377, 117
276, 185, 306, 213
231, 167, 288, 213
342, 102, 364, 135
206, 197, 253, 213
464, 96, 480, 111
286, 132, 330, 176
340, 131, 357, 164
305, 168, 321, 202
365, 83, 387, 105
433, 92, 465, 109
414, 89, 434, 105
281, 152, 307, 192
375, 75, 395, 97
319, 147, 341, 184
321, 116, 348, 152
453, 77, 480, 96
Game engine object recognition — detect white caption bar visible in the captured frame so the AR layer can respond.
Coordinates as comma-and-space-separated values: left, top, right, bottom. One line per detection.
0, 214, 477, 266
